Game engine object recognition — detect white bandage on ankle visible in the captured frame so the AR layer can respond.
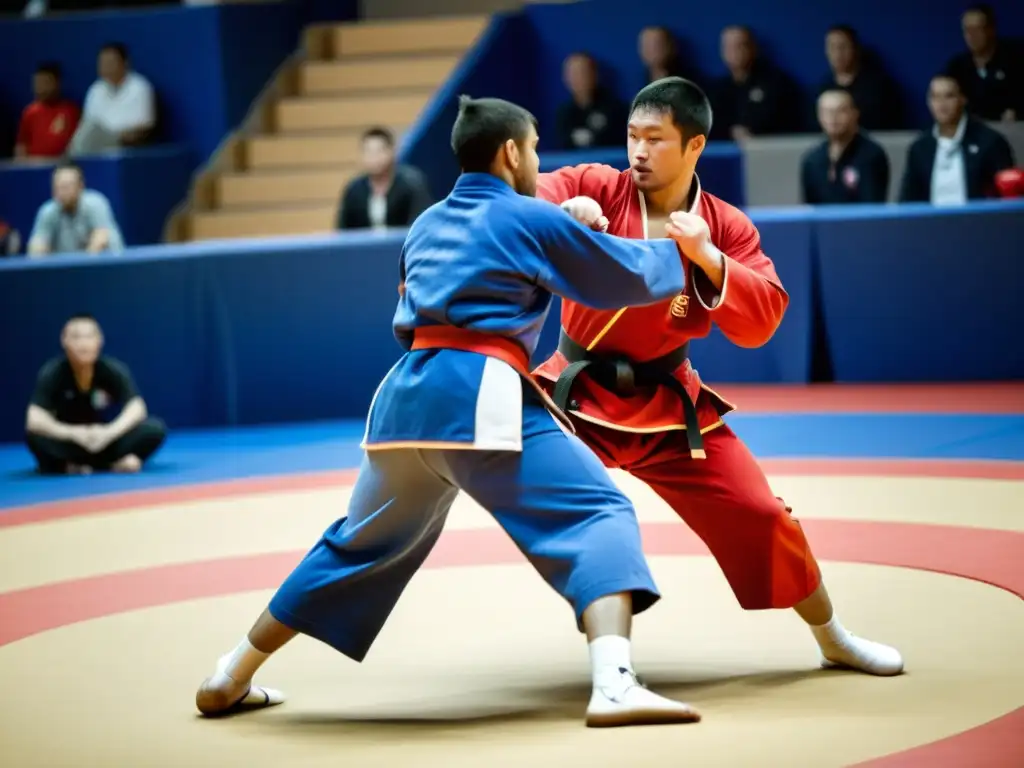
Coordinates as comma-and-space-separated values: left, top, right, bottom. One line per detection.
810, 616, 849, 647
589, 635, 632, 687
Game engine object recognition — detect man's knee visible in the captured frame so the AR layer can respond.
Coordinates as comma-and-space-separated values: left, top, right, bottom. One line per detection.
769, 497, 821, 602
25, 431, 51, 465
25, 431, 45, 453
132, 417, 167, 460
24, 432, 70, 474
719, 496, 820, 610
141, 417, 167, 439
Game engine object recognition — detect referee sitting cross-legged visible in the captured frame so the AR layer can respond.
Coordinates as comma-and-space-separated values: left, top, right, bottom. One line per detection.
25, 313, 166, 475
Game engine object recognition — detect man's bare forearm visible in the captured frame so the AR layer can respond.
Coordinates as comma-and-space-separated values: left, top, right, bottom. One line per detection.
105, 397, 147, 440
25, 405, 73, 439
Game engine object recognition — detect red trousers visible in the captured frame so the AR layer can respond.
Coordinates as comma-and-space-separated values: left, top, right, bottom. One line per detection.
576, 419, 822, 610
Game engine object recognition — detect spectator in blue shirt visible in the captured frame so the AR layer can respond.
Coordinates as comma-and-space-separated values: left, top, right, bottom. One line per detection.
27, 160, 124, 256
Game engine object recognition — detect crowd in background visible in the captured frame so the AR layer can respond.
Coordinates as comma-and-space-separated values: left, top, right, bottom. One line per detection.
2, 0, 1021, 479
557, 8, 1022, 205
2, 2, 1023, 259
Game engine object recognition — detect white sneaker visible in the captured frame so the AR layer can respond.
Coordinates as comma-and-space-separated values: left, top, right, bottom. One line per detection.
821, 635, 904, 676
196, 679, 286, 717
585, 668, 701, 727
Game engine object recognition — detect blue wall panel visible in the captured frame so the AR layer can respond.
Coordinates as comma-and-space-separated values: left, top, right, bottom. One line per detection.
689, 212, 815, 383
814, 202, 1024, 382
0, 1, 357, 247
4, 202, 1021, 445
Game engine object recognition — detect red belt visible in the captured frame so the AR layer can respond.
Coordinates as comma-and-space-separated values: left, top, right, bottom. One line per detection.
411, 326, 530, 377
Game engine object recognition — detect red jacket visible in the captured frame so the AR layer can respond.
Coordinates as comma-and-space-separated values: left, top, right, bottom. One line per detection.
17, 100, 80, 157
533, 163, 788, 432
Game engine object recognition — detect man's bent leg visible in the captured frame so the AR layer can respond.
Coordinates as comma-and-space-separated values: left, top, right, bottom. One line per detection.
196, 448, 458, 715
435, 403, 700, 727
634, 424, 903, 677
25, 432, 91, 474
97, 418, 167, 472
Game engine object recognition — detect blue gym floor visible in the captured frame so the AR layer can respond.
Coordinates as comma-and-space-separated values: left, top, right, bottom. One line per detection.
2, 413, 1022, 511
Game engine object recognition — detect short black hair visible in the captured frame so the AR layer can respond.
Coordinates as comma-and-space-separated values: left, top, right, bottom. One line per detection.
100, 42, 128, 61
53, 159, 84, 179
724, 24, 756, 42
964, 5, 996, 25
819, 86, 858, 108
36, 61, 62, 78
565, 51, 597, 67
630, 77, 712, 141
826, 25, 860, 47
450, 95, 538, 173
931, 73, 963, 93
65, 312, 97, 325
640, 25, 676, 43
362, 127, 394, 146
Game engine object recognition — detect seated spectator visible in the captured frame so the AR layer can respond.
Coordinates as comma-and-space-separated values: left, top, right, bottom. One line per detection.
801, 89, 890, 204
709, 25, 801, 140
899, 75, 1015, 204
14, 62, 80, 159
68, 42, 156, 156
28, 161, 125, 256
555, 52, 628, 150
638, 26, 689, 85
336, 127, 432, 230
818, 25, 902, 131
945, 5, 1022, 122
25, 313, 166, 475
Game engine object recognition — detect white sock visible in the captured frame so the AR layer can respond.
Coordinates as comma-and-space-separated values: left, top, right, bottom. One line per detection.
589, 635, 632, 688
211, 637, 269, 688
809, 615, 850, 649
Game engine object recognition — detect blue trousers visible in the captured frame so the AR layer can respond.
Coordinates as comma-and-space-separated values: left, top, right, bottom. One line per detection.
268, 403, 659, 661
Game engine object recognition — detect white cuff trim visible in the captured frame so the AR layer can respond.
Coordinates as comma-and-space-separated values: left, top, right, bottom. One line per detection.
694, 254, 729, 311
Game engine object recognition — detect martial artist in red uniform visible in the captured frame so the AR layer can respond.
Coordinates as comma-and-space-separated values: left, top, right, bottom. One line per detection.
535, 77, 903, 677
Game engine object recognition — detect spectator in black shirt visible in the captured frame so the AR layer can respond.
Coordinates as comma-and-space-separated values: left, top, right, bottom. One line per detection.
945, 5, 1021, 123
802, 89, 890, 204
819, 25, 902, 131
25, 313, 166, 475
336, 128, 433, 230
638, 26, 688, 85
709, 25, 800, 141
555, 52, 628, 150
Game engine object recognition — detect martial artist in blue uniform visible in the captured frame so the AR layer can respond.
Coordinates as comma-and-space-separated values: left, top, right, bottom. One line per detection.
196, 96, 701, 727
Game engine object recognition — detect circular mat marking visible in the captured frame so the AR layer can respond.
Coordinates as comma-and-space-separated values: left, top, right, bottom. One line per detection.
1, 559, 1022, 768
0, 466, 1022, 767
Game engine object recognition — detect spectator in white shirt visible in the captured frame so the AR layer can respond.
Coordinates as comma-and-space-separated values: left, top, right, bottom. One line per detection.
69, 42, 156, 156
898, 75, 1014, 205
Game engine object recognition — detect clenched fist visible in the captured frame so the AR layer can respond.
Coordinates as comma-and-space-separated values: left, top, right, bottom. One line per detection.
664, 210, 711, 259
561, 196, 609, 232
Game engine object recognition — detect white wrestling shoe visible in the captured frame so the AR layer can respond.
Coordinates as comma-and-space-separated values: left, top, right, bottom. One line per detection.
196, 683, 286, 716
195, 653, 286, 716
585, 668, 701, 727
819, 635, 904, 676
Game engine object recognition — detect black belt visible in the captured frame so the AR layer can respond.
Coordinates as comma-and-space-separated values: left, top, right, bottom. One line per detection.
552, 331, 705, 458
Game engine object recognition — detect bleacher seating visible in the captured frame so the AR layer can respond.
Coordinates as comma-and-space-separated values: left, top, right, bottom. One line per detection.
185, 17, 487, 241
1, 0, 1020, 250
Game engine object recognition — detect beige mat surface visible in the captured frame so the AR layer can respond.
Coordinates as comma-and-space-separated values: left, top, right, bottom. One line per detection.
1, 472, 1022, 767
